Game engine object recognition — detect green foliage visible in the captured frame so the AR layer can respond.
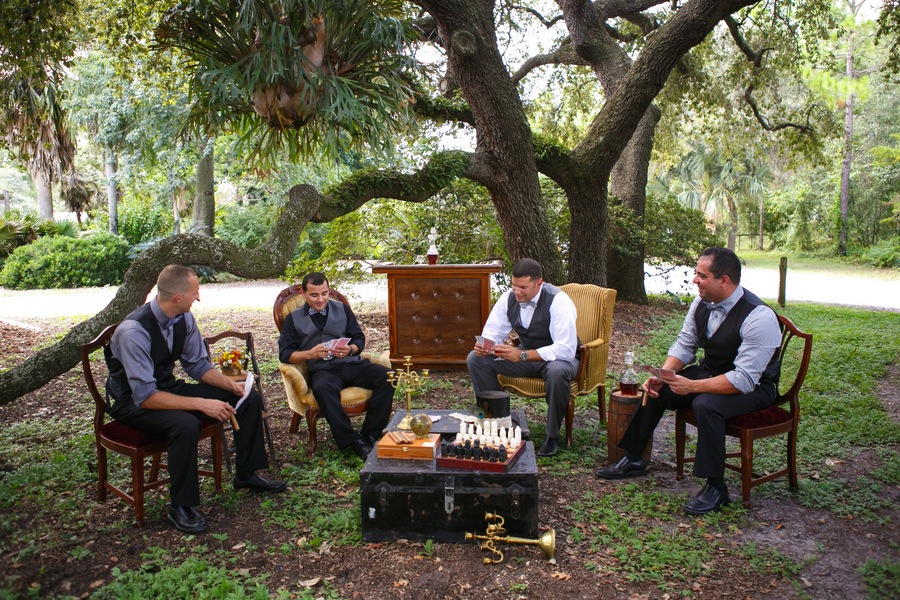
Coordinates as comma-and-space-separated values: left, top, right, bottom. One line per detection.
215, 201, 280, 249
92, 554, 272, 599
858, 236, 900, 268
117, 200, 176, 245
0, 209, 75, 257
641, 193, 723, 268
286, 176, 509, 287
568, 484, 745, 591
858, 557, 900, 600
0, 232, 131, 289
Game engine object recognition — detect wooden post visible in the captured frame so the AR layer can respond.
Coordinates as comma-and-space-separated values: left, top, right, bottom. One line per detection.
778, 256, 787, 308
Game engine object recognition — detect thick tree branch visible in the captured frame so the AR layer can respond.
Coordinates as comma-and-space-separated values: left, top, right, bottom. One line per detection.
512, 43, 587, 84
726, 15, 814, 134
0, 186, 322, 406
744, 87, 815, 132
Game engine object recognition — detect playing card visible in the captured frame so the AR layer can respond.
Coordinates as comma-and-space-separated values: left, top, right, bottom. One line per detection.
332, 337, 351, 349
482, 338, 496, 354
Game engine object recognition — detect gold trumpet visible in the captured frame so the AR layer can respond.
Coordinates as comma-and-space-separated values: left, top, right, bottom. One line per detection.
464, 512, 555, 564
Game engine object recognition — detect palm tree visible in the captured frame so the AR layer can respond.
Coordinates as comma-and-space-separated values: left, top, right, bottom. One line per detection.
1, 78, 76, 220
663, 143, 771, 251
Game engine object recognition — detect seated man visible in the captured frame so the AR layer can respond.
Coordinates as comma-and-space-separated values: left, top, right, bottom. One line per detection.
106, 265, 286, 534
278, 272, 393, 460
596, 247, 781, 515
467, 258, 579, 458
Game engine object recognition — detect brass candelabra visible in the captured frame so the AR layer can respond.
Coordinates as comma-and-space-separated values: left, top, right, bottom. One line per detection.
465, 513, 555, 565
387, 355, 429, 430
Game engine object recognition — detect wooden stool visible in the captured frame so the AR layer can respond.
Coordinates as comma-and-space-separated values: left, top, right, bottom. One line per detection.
606, 389, 652, 465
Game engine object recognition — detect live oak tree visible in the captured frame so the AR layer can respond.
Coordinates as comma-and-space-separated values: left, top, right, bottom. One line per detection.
0, 0, 859, 404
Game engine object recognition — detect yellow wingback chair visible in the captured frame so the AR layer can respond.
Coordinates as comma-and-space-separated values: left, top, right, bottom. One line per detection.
497, 283, 616, 447
273, 285, 391, 454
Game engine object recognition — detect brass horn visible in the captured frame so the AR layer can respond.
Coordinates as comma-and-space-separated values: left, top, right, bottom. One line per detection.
465, 512, 556, 564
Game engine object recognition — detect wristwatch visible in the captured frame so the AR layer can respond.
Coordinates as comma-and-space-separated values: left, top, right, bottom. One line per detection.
519, 350, 528, 362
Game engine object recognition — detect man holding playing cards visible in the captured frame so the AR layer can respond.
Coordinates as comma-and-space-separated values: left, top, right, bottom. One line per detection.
105, 265, 286, 534
596, 247, 781, 516
278, 272, 393, 461
467, 258, 579, 458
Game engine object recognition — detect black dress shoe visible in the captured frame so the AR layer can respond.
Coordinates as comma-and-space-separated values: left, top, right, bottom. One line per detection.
595, 455, 648, 480
361, 432, 381, 447
683, 484, 730, 515
167, 504, 207, 534
233, 473, 288, 493
350, 438, 373, 460
536, 437, 558, 458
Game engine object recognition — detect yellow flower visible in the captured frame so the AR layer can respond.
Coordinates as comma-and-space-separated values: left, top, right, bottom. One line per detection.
214, 346, 248, 369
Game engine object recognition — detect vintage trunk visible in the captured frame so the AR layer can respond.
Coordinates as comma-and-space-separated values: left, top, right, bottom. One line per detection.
360, 442, 538, 542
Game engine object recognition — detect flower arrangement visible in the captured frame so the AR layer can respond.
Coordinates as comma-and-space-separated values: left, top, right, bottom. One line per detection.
214, 346, 248, 372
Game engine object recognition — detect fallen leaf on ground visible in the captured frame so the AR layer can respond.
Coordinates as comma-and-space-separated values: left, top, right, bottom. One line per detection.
298, 577, 320, 587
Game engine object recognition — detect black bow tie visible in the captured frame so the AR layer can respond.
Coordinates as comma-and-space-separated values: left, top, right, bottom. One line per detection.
308, 307, 327, 316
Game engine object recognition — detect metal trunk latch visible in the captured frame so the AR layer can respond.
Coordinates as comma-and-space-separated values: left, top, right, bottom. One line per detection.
509, 484, 522, 520
443, 475, 455, 515
376, 482, 391, 511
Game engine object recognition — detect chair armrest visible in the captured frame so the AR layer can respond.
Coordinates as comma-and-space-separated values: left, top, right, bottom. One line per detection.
362, 350, 391, 368
577, 337, 610, 393
279, 363, 313, 414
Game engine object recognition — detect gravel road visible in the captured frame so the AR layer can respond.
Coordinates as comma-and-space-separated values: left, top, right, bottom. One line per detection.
0, 265, 897, 322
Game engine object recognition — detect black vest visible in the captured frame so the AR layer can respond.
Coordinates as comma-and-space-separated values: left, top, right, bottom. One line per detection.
506, 283, 578, 351
286, 299, 360, 374
694, 289, 780, 386
105, 303, 187, 410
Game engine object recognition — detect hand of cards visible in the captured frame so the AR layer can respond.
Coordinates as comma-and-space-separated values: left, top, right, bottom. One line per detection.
475, 335, 496, 354
322, 337, 350, 360
639, 364, 676, 380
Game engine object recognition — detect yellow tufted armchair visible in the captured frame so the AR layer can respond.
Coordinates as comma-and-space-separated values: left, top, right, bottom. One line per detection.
497, 283, 616, 447
273, 285, 391, 454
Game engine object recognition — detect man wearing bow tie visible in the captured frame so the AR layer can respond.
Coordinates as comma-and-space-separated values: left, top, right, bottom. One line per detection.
106, 265, 286, 534
467, 258, 579, 458
596, 247, 781, 516
278, 272, 393, 460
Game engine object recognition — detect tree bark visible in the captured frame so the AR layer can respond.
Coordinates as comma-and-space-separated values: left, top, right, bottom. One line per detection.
2, 190, 9, 214
839, 31, 855, 256
34, 170, 53, 220
105, 149, 118, 235
192, 139, 215, 237
607, 108, 659, 303
414, 1, 565, 284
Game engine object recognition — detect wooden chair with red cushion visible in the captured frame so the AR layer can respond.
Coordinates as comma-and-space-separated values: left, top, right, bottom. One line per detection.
675, 314, 813, 508
273, 284, 391, 454
81, 323, 224, 526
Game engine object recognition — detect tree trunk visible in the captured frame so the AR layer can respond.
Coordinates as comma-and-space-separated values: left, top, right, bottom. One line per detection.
606, 108, 659, 303
727, 197, 738, 250
2, 190, 9, 214
34, 170, 53, 220
839, 31, 855, 256
192, 139, 215, 237
415, 1, 564, 283
106, 149, 119, 235
758, 195, 764, 250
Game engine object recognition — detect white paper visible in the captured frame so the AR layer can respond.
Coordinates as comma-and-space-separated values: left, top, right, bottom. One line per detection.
234, 372, 254, 412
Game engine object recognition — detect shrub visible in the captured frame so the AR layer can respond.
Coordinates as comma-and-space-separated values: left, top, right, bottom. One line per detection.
0, 233, 132, 289
859, 236, 900, 268
117, 201, 175, 245
215, 201, 279, 249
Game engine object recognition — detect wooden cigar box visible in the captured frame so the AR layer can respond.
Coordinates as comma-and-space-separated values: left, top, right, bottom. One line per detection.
376, 432, 440, 460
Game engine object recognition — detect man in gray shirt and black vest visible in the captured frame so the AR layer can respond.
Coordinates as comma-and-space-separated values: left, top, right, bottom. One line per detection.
467, 258, 579, 458
106, 265, 286, 534
278, 272, 394, 460
596, 247, 782, 515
